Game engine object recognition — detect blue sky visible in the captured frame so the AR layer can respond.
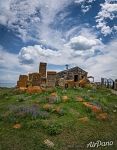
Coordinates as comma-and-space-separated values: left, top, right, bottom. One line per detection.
0, 0, 117, 85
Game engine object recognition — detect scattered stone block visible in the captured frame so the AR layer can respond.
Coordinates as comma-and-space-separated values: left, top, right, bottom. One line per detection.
44, 139, 54, 148
113, 109, 116, 113
43, 104, 53, 111
51, 92, 57, 96
13, 123, 22, 129
78, 117, 89, 123
83, 102, 102, 113
76, 96, 84, 102
96, 113, 108, 121
62, 95, 68, 102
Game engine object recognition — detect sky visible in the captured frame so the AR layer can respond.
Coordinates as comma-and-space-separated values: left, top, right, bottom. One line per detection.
0, 0, 117, 86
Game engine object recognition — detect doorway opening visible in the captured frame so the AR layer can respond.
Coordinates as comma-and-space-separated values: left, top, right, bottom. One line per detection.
74, 75, 78, 82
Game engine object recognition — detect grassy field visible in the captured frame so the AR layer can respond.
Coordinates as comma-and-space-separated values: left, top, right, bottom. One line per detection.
0, 86, 117, 150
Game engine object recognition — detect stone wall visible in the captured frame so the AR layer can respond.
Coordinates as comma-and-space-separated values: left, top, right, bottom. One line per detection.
31, 73, 41, 86
39, 62, 47, 78
47, 71, 56, 87
57, 67, 87, 81
17, 75, 28, 87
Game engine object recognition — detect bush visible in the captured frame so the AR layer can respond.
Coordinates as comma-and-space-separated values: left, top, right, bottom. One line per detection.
17, 96, 25, 102
3, 113, 17, 123
47, 123, 62, 135
8, 104, 49, 120
85, 107, 92, 113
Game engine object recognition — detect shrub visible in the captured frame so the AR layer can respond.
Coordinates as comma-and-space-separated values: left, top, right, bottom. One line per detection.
17, 96, 25, 102
8, 104, 49, 119
3, 113, 17, 123
89, 112, 96, 119
47, 123, 62, 135
38, 110, 49, 119
82, 95, 90, 101
85, 107, 92, 113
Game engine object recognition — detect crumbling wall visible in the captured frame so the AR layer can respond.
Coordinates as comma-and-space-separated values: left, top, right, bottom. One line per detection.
47, 71, 56, 87
39, 62, 47, 78
31, 73, 41, 86
17, 75, 28, 88
57, 67, 87, 81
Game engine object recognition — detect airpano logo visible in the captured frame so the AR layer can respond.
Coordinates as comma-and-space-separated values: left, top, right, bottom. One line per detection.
87, 140, 113, 148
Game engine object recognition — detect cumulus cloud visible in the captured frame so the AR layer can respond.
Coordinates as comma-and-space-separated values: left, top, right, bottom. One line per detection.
18, 45, 61, 65
0, 45, 38, 84
18, 29, 104, 67
85, 39, 117, 80
66, 35, 100, 50
96, 1, 117, 36
18, 34, 117, 81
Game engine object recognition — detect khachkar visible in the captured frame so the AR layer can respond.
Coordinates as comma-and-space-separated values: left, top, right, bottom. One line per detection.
39, 62, 47, 78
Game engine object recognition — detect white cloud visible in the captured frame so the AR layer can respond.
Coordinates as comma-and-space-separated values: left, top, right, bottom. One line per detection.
84, 39, 117, 81
18, 45, 61, 65
66, 35, 100, 50
0, 0, 73, 44
18, 28, 103, 68
1, 35, 117, 83
74, 0, 95, 13
0, 0, 116, 84
74, 0, 95, 4
17, 33, 117, 82
0, 0, 41, 41
0, 45, 38, 84
96, 1, 117, 36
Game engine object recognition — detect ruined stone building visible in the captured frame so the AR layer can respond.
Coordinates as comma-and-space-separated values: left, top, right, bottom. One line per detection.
56, 66, 88, 82
17, 62, 89, 89
17, 62, 57, 88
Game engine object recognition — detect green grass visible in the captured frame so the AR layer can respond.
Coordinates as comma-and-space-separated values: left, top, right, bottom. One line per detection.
0, 87, 117, 150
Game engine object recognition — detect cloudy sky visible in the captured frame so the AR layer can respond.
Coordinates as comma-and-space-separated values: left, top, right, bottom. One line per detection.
0, 0, 117, 86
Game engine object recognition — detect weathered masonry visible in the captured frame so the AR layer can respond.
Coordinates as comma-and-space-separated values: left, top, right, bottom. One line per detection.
17, 63, 88, 88
39, 62, 47, 78
56, 66, 88, 82
47, 71, 57, 87
17, 75, 28, 88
